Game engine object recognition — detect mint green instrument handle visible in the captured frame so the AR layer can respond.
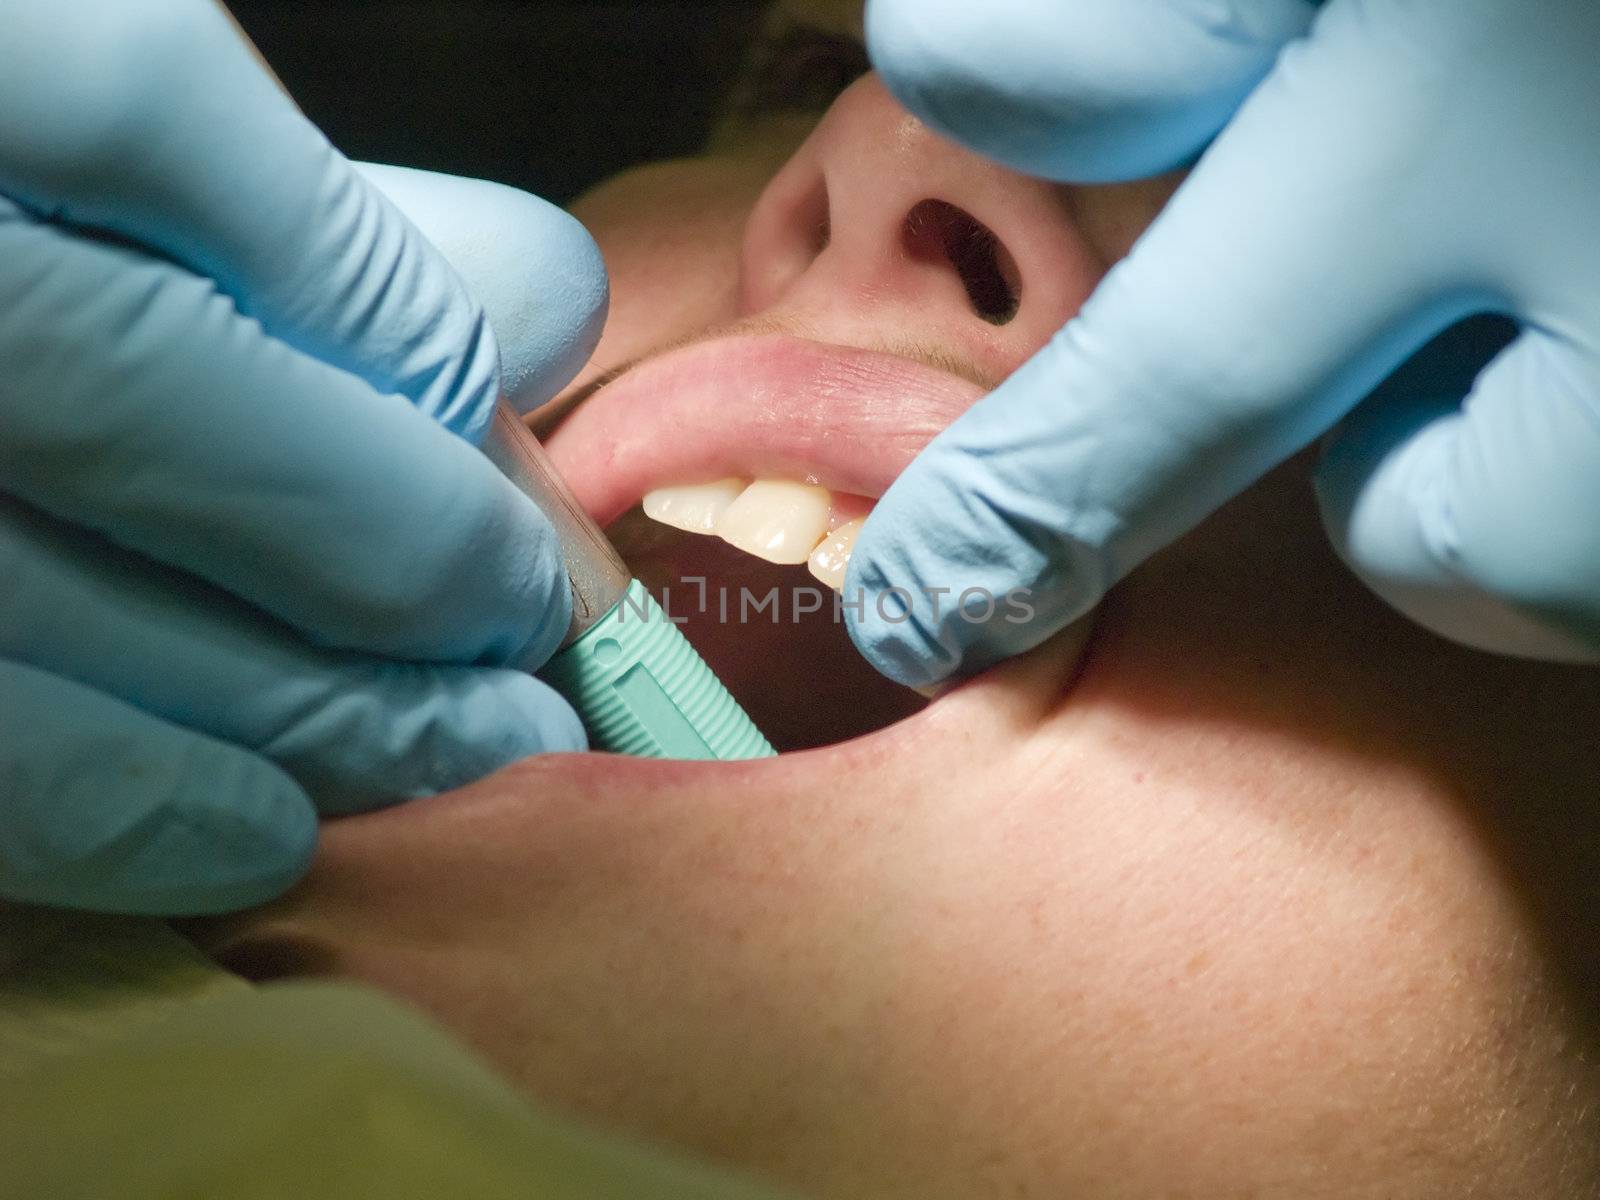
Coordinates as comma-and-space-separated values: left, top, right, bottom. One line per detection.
540, 580, 776, 760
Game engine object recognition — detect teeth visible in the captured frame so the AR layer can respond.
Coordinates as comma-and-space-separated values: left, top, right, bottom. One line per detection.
716, 480, 833, 564
642, 476, 871, 578
807, 518, 862, 589
642, 478, 748, 534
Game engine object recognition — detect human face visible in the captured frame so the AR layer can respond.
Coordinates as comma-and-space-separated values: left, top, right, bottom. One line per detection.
203, 75, 1600, 1198
542, 75, 1182, 749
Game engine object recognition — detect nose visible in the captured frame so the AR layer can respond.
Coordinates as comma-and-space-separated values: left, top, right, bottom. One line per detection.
737, 74, 1107, 378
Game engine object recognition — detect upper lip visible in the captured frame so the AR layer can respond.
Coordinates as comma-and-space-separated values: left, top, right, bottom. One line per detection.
544, 332, 986, 526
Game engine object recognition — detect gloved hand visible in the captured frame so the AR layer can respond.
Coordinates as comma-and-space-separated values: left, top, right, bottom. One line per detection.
0, 1, 607, 914
848, 0, 1600, 686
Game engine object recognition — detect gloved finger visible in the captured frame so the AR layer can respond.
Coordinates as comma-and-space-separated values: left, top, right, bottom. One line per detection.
0, 198, 569, 667
0, 495, 585, 814
0, 0, 498, 439
865, 0, 1317, 182
0, 659, 315, 915
1316, 331, 1600, 663
357, 164, 609, 416
845, 1, 1496, 686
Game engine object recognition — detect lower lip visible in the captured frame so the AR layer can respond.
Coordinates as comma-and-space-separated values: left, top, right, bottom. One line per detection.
544, 333, 986, 526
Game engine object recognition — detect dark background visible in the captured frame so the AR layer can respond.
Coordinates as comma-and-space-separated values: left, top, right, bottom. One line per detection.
228, 2, 769, 204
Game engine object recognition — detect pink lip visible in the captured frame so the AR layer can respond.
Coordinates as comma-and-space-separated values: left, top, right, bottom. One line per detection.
544, 333, 986, 526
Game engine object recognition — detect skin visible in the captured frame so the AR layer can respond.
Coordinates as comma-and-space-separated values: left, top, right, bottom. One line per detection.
198, 75, 1600, 1198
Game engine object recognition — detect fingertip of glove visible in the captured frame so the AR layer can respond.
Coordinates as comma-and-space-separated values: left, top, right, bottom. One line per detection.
842, 557, 960, 690
2, 766, 319, 917
501, 672, 589, 755
440, 669, 585, 776
350, 439, 574, 668
359, 165, 608, 416
148, 766, 320, 916
868, 0, 1313, 182
501, 533, 575, 672
493, 202, 609, 415
848, 619, 955, 691
865, 0, 988, 149
435, 665, 590, 774
412, 177, 608, 417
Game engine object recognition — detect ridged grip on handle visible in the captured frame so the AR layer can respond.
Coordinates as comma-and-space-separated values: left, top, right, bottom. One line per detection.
541, 581, 776, 760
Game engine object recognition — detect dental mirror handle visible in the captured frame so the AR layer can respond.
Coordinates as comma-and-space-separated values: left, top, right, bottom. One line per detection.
484, 404, 776, 761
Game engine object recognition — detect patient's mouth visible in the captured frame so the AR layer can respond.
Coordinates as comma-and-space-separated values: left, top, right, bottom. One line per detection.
545, 332, 985, 750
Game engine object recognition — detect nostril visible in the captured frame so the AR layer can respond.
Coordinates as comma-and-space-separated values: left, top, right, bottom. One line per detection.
902, 200, 1021, 326
801, 177, 831, 261
741, 168, 832, 311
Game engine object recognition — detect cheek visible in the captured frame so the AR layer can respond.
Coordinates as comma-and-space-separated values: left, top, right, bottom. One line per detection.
197, 663, 1535, 1199
1062, 168, 1189, 266
564, 158, 773, 386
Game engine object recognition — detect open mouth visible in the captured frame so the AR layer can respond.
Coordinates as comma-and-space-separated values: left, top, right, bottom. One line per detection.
544, 332, 988, 750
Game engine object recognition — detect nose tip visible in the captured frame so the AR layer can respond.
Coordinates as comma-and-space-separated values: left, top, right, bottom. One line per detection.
737, 74, 1101, 368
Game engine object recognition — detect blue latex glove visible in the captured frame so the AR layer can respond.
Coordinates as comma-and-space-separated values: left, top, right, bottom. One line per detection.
0, 2, 607, 914
848, 0, 1600, 685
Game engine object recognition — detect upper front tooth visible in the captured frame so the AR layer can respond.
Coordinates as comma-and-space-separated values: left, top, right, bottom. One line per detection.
716, 480, 832, 564
807, 517, 863, 589
642, 478, 748, 534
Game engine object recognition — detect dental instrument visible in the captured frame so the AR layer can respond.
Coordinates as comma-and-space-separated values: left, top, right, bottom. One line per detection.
485, 405, 776, 760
